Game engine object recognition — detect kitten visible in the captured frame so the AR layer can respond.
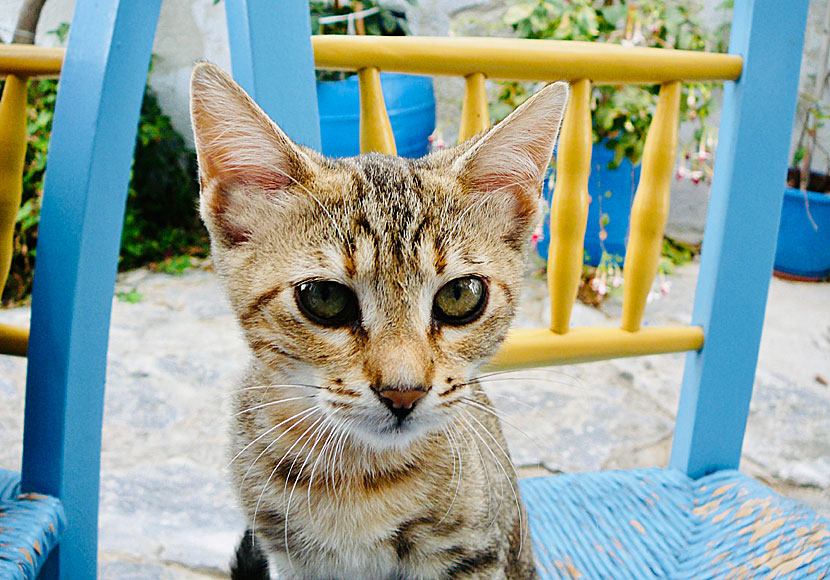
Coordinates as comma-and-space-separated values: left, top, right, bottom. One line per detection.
190, 62, 567, 580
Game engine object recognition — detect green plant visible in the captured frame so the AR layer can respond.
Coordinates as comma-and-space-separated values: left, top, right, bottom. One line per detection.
120, 86, 208, 271
497, 0, 724, 176
1, 78, 208, 305
116, 288, 144, 304
790, 0, 830, 194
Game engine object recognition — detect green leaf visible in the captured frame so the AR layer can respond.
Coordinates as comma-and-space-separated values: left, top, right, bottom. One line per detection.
116, 289, 144, 304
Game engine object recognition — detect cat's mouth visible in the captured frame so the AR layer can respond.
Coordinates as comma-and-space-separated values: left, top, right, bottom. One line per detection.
329, 401, 448, 451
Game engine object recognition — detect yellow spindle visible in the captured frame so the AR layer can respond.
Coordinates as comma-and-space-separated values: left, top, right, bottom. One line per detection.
358, 67, 396, 155
0, 74, 29, 356
0, 75, 27, 293
458, 72, 489, 141
621, 81, 681, 332
548, 79, 592, 334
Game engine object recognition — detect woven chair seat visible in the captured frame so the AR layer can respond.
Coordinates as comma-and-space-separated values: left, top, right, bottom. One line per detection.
520, 468, 830, 580
0, 469, 65, 580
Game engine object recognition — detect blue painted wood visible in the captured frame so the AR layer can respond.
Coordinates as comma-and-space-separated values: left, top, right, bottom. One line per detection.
19, 1, 163, 578
225, 0, 321, 150
670, 0, 810, 479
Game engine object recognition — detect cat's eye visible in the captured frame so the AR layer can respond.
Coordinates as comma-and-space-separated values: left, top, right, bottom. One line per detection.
295, 281, 360, 327
433, 276, 487, 325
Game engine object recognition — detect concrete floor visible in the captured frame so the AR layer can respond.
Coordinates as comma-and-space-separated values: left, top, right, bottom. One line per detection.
0, 259, 827, 579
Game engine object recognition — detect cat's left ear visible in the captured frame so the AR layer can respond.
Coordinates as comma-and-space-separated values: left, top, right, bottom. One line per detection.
454, 81, 569, 210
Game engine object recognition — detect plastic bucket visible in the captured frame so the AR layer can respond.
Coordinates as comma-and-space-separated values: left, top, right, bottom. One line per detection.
773, 186, 830, 280
317, 73, 435, 159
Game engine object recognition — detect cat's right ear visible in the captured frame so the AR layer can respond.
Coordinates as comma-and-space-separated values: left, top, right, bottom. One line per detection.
190, 62, 315, 245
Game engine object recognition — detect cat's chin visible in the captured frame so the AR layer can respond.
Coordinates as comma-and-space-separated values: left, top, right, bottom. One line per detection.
347, 415, 446, 453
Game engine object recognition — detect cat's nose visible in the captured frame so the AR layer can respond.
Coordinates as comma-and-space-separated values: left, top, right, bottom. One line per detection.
377, 388, 428, 421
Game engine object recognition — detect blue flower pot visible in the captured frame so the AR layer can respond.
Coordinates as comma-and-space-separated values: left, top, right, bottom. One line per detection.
317, 73, 435, 159
537, 142, 641, 266
773, 186, 830, 280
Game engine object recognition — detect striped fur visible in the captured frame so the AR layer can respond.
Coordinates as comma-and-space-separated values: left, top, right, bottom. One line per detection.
191, 63, 567, 580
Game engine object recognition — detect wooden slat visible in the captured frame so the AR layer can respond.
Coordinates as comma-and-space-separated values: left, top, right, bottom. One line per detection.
0, 322, 28, 356
358, 67, 396, 154
486, 325, 704, 371
0, 45, 64, 78
621, 81, 681, 332
547, 79, 592, 334
458, 72, 489, 141
313, 36, 743, 84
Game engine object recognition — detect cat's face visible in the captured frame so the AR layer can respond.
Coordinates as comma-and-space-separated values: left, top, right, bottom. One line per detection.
191, 64, 567, 450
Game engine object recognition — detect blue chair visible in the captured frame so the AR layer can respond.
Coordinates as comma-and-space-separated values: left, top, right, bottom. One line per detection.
0, 1, 163, 578
220, 0, 830, 578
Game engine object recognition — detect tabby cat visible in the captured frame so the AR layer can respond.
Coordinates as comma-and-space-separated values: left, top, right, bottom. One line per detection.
190, 62, 568, 580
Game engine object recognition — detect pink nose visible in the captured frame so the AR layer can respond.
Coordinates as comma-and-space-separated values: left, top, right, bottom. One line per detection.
377, 388, 428, 421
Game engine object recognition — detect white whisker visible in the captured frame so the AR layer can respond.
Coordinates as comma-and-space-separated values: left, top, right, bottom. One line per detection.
239, 406, 318, 488
234, 396, 315, 417
461, 410, 525, 557
458, 397, 548, 454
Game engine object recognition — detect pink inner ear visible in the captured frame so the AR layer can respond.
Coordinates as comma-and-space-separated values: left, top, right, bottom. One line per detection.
200, 137, 296, 192
465, 142, 548, 197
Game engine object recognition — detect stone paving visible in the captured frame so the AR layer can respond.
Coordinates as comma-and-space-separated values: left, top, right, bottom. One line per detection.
0, 261, 828, 579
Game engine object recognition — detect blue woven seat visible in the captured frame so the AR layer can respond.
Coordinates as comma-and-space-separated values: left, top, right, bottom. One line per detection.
521, 469, 830, 579
0, 469, 65, 580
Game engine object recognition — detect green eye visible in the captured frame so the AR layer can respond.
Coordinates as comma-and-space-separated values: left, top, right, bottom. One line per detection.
433, 276, 487, 325
296, 281, 359, 327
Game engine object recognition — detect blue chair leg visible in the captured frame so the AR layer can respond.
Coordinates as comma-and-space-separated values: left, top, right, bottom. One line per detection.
21, 1, 163, 579
225, 0, 322, 149
670, 0, 810, 479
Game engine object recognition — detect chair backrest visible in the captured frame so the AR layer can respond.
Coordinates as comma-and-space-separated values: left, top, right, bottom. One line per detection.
0, 1, 163, 578
224, 0, 810, 481
312, 35, 739, 369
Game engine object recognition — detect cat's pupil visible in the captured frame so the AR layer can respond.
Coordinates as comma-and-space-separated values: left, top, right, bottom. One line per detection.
296, 281, 358, 326
433, 276, 487, 324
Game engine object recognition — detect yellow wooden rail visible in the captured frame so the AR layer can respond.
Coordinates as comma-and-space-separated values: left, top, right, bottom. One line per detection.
312, 36, 742, 84
0, 45, 64, 357
0, 45, 65, 78
485, 326, 704, 371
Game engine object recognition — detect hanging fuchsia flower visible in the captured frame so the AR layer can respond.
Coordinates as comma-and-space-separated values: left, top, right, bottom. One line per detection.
531, 225, 543, 246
